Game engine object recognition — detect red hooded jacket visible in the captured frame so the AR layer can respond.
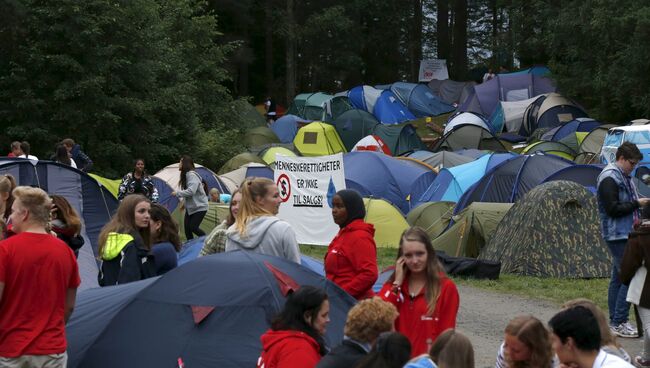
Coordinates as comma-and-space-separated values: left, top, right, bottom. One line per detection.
257, 329, 321, 368
324, 219, 378, 300
378, 274, 459, 356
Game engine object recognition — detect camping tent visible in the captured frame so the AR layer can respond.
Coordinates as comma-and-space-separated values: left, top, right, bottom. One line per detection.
244, 126, 280, 148
344, 151, 436, 214
88, 174, 121, 198
454, 153, 574, 214
521, 141, 576, 160
322, 95, 355, 122
521, 93, 588, 135
236, 101, 268, 130
433, 124, 507, 152
431, 202, 512, 258
372, 90, 417, 125
0, 159, 118, 291
629, 119, 650, 126
574, 125, 616, 164
540, 118, 601, 152
155, 163, 229, 195
458, 73, 556, 117
172, 203, 230, 241
427, 79, 476, 105
390, 82, 455, 117
218, 153, 266, 174
363, 198, 410, 247
218, 163, 274, 193
416, 153, 516, 205
347, 85, 382, 113
270, 115, 309, 143
479, 181, 610, 277
352, 135, 392, 155
404, 150, 475, 171
489, 96, 540, 133
260, 146, 297, 167
66, 251, 355, 368
330, 109, 380, 151
406, 201, 456, 239
541, 165, 602, 194
444, 112, 493, 135
373, 123, 427, 156
294, 122, 347, 156
287, 92, 334, 120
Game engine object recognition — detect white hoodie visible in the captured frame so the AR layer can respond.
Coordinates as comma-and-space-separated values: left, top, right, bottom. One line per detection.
225, 216, 301, 263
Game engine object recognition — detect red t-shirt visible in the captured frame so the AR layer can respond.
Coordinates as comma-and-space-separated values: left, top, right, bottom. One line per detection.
0, 232, 80, 357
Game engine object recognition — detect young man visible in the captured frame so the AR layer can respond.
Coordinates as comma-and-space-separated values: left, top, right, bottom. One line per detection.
549, 306, 633, 368
7, 141, 21, 157
0, 187, 80, 367
596, 141, 649, 337
62, 138, 93, 172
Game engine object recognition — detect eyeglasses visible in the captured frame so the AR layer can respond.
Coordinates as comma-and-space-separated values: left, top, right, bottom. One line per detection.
628, 159, 640, 166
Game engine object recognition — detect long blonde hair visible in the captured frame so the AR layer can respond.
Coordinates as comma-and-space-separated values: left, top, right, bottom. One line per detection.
504, 315, 553, 368
98, 194, 151, 255
388, 226, 445, 314
234, 177, 276, 236
0, 174, 17, 220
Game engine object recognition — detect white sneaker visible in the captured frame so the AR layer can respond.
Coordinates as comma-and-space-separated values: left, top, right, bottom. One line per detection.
612, 322, 638, 338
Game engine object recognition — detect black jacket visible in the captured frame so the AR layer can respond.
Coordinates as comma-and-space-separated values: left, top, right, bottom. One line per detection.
98, 231, 156, 286
316, 339, 368, 368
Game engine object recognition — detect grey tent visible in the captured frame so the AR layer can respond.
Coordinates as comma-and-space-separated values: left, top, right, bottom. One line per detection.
405, 151, 475, 171
479, 180, 610, 278
331, 109, 380, 151
406, 201, 456, 239
522, 93, 588, 135
575, 124, 617, 164
427, 79, 476, 105
433, 124, 507, 152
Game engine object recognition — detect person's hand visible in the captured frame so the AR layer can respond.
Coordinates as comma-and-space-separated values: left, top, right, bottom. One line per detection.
394, 256, 406, 285
639, 197, 650, 206
171, 191, 177, 197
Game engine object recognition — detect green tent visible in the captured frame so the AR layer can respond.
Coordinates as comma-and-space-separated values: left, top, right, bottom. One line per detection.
363, 198, 409, 248
575, 124, 616, 164
431, 202, 512, 257
479, 181, 610, 278
260, 146, 296, 167
323, 96, 354, 122
172, 203, 230, 241
287, 92, 334, 120
287, 93, 311, 117
374, 123, 427, 156
244, 126, 280, 148
521, 141, 575, 160
89, 174, 121, 198
294, 122, 346, 156
331, 109, 380, 151
235, 100, 268, 130
406, 201, 456, 239
218, 152, 266, 174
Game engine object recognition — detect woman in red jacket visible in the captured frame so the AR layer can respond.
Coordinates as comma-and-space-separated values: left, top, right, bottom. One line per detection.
378, 226, 459, 357
325, 189, 378, 300
257, 286, 330, 368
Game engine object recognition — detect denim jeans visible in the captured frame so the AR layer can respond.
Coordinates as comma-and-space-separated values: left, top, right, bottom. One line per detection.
607, 239, 631, 325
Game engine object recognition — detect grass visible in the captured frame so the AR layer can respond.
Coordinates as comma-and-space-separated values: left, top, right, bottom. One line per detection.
301, 245, 621, 319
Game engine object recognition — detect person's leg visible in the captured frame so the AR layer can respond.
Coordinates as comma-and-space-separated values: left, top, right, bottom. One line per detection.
636, 307, 650, 366
184, 211, 193, 240
608, 239, 631, 326
188, 211, 206, 237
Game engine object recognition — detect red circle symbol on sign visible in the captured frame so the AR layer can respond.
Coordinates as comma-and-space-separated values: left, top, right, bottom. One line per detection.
276, 174, 291, 202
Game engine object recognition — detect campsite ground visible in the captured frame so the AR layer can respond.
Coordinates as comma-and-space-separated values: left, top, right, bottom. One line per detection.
300, 245, 643, 367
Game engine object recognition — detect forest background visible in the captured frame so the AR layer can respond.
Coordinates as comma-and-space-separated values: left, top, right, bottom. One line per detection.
1, 0, 649, 177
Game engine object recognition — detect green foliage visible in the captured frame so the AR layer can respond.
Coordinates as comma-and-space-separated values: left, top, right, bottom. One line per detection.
0, 0, 244, 177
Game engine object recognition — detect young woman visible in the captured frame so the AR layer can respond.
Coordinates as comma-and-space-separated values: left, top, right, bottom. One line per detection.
54, 144, 77, 168
50, 195, 85, 257
149, 203, 181, 275
324, 189, 378, 300
354, 332, 412, 368
0, 174, 16, 238
257, 286, 330, 368
225, 178, 300, 263
494, 315, 555, 368
117, 158, 159, 202
378, 226, 459, 357
201, 189, 240, 256
98, 194, 156, 286
429, 329, 475, 368
172, 155, 208, 240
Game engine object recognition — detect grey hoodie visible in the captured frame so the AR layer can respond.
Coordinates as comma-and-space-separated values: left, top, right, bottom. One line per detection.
225, 216, 301, 263
175, 170, 209, 215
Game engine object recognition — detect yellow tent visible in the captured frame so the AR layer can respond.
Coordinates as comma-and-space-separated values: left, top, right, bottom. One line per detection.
261, 146, 296, 167
293, 122, 346, 157
363, 198, 409, 248
89, 174, 121, 199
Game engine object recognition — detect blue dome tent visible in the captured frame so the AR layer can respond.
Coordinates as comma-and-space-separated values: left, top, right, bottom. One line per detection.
390, 82, 455, 117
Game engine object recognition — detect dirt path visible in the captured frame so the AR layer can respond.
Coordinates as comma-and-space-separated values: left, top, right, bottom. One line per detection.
456, 284, 643, 368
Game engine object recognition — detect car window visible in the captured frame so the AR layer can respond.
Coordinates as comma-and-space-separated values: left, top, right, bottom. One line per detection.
625, 131, 650, 145
604, 131, 623, 146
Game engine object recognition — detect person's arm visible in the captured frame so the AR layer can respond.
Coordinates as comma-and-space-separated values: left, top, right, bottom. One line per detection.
78, 150, 93, 172
599, 177, 640, 217
435, 279, 460, 332
64, 288, 77, 322
282, 226, 301, 264
175, 173, 201, 198
340, 234, 378, 298
117, 174, 130, 201
117, 244, 143, 283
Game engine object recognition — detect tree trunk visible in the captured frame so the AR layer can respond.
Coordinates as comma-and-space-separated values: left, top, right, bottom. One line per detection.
451, 0, 467, 79
264, 0, 274, 96
285, 0, 296, 104
410, 0, 423, 81
436, 0, 450, 61
490, 0, 498, 67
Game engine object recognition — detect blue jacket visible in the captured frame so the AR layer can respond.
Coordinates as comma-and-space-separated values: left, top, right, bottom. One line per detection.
597, 163, 639, 241
71, 144, 93, 172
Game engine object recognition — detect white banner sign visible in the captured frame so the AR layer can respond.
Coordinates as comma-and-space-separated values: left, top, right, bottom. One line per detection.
418, 59, 449, 81
274, 153, 346, 245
